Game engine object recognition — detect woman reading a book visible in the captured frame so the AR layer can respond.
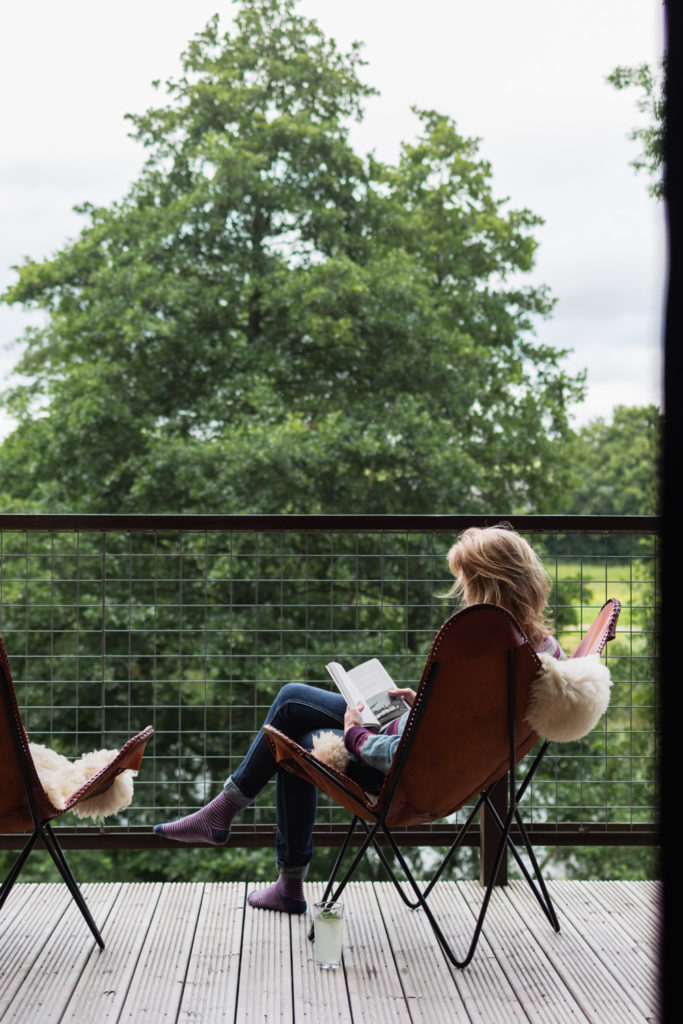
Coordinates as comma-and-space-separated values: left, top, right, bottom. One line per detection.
154, 524, 565, 915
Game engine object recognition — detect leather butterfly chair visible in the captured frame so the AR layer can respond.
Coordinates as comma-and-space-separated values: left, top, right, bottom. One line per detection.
0, 633, 153, 949
265, 599, 621, 968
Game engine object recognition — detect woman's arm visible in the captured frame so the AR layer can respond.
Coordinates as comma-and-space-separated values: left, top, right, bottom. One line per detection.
343, 702, 377, 762
343, 702, 410, 775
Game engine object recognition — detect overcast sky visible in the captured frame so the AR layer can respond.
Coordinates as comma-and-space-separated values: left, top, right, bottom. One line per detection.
0, 0, 666, 438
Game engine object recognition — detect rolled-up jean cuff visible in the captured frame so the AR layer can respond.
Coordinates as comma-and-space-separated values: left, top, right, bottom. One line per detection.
277, 860, 309, 879
223, 776, 252, 809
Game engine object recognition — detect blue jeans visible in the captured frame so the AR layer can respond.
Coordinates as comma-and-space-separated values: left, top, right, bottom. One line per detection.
226, 683, 347, 873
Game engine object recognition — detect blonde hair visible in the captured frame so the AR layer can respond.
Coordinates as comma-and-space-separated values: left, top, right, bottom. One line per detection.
445, 524, 552, 646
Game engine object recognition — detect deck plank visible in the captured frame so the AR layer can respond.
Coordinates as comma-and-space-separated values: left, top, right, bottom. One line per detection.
0, 883, 73, 1019
0, 883, 120, 1023
509, 880, 656, 1024
579, 880, 661, 953
236, 882, 293, 1023
177, 881, 246, 1024
340, 881, 413, 1023
549, 880, 658, 1021
60, 881, 163, 1023
423, 881, 536, 1024
458, 880, 592, 1024
371, 881, 471, 1023
291, 882, 353, 1023
0, 880, 660, 1024
115, 882, 204, 1022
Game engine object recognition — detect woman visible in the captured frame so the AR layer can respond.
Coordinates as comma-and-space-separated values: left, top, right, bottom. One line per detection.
154, 524, 565, 913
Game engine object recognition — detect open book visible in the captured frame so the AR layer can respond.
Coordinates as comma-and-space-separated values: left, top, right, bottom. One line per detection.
325, 658, 410, 729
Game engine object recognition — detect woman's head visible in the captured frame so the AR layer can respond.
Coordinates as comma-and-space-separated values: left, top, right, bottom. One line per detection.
446, 524, 551, 645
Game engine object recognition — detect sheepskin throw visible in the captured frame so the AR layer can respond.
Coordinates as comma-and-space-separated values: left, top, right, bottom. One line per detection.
311, 731, 350, 774
29, 743, 137, 822
525, 653, 613, 742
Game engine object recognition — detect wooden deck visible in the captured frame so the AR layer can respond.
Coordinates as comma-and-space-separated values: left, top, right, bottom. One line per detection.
0, 879, 660, 1023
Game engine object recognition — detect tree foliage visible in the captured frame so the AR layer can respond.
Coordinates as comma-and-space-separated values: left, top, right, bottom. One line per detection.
607, 59, 666, 201
564, 404, 661, 516
1, 0, 581, 515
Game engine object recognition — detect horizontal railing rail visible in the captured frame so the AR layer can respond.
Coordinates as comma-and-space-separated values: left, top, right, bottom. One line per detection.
0, 514, 660, 857
0, 513, 662, 532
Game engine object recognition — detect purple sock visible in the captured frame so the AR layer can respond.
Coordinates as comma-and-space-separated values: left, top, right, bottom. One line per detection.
154, 790, 239, 845
248, 875, 307, 914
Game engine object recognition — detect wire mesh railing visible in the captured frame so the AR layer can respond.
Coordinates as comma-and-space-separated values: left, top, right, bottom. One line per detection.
0, 515, 659, 849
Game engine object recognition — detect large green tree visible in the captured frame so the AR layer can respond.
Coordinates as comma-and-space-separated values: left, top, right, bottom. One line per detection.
564, 404, 661, 516
1, 0, 581, 515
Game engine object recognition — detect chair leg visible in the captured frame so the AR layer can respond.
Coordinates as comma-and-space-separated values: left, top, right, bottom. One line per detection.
366, 826, 422, 909
0, 826, 104, 950
0, 831, 39, 911
482, 792, 560, 932
510, 809, 560, 931
382, 809, 518, 969
316, 809, 504, 968
327, 819, 386, 906
328, 817, 423, 911
309, 812, 421, 940
366, 793, 485, 911
422, 794, 486, 900
41, 824, 105, 949
319, 816, 361, 905
309, 815, 421, 944
309, 816, 367, 941
378, 824, 483, 968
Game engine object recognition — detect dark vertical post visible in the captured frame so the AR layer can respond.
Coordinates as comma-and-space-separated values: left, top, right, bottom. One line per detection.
662, 4, 680, 1019
479, 775, 509, 886
480, 646, 516, 887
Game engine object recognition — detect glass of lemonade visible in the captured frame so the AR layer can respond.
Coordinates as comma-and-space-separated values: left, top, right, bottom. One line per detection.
312, 901, 344, 968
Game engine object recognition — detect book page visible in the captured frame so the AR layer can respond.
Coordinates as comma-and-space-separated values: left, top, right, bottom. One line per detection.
345, 658, 395, 700
326, 658, 408, 728
325, 662, 357, 707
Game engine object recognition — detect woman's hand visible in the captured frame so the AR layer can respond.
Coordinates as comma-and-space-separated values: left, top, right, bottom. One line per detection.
389, 687, 417, 707
344, 702, 365, 732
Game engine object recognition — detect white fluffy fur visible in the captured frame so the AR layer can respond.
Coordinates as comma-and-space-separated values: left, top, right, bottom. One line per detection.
29, 743, 136, 822
311, 731, 350, 773
525, 654, 612, 742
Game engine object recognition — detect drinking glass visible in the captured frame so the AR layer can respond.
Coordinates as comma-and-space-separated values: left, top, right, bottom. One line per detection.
312, 900, 344, 968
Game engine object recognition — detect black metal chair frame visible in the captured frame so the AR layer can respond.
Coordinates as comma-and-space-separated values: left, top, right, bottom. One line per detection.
0, 667, 106, 948
1, 637, 153, 950
306, 651, 559, 969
